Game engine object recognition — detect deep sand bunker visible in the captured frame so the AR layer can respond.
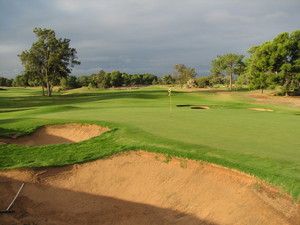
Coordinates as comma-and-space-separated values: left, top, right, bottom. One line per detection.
0, 151, 299, 225
0, 123, 110, 146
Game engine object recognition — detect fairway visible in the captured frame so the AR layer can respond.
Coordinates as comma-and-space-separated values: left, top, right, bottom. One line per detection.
0, 86, 299, 202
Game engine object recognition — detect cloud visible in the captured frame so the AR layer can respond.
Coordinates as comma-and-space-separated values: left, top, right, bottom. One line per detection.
0, 0, 300, 78
263, 11, 287, 20
204, 10, 254, 24
0, 44, 22, 54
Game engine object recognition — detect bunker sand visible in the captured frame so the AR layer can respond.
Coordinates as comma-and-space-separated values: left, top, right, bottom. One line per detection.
0, 123, 110, 146
1, 151, 299, 225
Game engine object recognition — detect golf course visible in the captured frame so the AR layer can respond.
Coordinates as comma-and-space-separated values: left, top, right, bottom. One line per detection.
0, 86, 299, 224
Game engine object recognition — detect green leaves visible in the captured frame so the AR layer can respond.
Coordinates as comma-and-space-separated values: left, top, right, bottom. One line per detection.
173, 64, 197, 88
210, 53, 245, 90
19, 28, 80, 96
246, 30, 300, 95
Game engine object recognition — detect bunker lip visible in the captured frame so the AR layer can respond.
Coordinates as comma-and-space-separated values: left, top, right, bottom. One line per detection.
0, 151, 298, 225
176, 105, 210, 109
0, 123, 110, 146
248, 108, 274, 111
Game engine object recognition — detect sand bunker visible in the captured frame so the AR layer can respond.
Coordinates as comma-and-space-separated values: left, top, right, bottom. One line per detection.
0, 151, 299, 225
248, 108, 274, 112
191, 106, 210, 109
0, 123, 110, 146
176, 105, 210, 109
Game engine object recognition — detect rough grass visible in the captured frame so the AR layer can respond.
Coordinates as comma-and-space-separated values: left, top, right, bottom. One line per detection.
0, 87, 299, 200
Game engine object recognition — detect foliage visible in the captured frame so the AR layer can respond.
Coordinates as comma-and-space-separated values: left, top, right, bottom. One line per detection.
246, 30, 300, 95
162, 74, 175, 85
0, 77, 13, 87
60, 75, 79, 90
18, 28, 80, 96
210, 53, 245, 90
173, 64, 197, 88
195, 76, 211, 88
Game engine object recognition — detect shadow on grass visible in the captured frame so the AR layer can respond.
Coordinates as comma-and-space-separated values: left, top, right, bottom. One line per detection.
0, 127, 21, 137
0, 89, 166, 109
1, 176, 220, 225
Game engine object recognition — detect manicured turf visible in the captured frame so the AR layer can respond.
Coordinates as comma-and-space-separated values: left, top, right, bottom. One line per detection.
0, 86, 299, 199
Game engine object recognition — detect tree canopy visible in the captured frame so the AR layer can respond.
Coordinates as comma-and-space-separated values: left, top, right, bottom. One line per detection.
210, 53, 244, 90
246, 30, 300, 95
19, 28, 80, 96
173, 64, 197, 88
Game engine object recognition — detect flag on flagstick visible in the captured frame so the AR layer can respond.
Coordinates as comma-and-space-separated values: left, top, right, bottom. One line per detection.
168, 88, 172, 96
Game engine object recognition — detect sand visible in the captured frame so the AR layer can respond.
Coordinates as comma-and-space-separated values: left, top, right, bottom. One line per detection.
0, 151, 299, 225
0, 123, 110, 146
248, 108, 274, 112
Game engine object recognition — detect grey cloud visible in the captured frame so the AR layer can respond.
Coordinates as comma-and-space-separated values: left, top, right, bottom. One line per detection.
0, 0, 300, 78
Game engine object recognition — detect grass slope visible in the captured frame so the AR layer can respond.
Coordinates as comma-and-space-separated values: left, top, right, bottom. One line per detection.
0, 87, 299, 199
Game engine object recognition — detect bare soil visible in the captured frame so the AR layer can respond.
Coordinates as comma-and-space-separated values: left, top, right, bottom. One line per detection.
0, 123, 110, 146
1, 151, 299, 225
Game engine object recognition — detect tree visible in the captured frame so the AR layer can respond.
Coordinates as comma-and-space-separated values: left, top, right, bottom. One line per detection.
162, 74, 175, 85
0, 77, 13, 87
60, 75, 79, 89
19, 28, 80, 96
246, 30, 300, 96
210, 53, 244, 90
196, 76, 210, 88
173, 64, 197, 88
109, 71, 123, 87
13, 74, 29, 87
77, 75, 90, 87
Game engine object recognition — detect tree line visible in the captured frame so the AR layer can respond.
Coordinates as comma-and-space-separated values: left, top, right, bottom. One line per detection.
1, 28, 299, 96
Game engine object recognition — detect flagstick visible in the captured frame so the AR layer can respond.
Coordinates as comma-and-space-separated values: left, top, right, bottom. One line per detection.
168, 88, 172, 118
170, 93, 172, 118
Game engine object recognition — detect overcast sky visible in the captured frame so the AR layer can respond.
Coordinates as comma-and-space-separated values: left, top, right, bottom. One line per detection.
0, 0, 299, 78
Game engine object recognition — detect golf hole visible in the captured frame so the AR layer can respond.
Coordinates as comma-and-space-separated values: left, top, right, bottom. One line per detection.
0, 123, 110, 146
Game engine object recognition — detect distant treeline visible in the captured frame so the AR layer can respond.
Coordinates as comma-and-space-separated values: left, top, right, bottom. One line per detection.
0, 71, 160, 89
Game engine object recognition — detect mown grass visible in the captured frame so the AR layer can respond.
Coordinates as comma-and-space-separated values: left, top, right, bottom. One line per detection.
0, 87, 299, 200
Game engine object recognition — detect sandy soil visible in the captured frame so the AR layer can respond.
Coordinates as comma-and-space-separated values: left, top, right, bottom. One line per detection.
0, 123, 110, 146
0, 151, 299, 225
248, 108, 274, 112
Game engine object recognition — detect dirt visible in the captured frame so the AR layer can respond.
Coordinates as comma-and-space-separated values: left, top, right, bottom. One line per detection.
0, 151, 299, 225
245, 92, 300, 108
0, 123, 110, 146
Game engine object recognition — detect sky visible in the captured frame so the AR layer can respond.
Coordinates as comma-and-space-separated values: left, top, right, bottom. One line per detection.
0, 0, 299, 78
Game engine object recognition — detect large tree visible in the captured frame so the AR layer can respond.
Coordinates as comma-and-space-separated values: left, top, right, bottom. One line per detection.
19, 28, 80, 96
173, 64, 197, 88
246, 30, 300, 96
210, 53, 244, 90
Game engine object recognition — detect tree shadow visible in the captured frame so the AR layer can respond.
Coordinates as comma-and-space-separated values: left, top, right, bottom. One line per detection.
0, 176, 220, 225
0, 89, 167, 109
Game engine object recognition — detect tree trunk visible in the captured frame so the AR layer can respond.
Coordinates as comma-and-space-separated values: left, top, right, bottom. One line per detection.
229, 72, 233, 90
46, 81, 52, 97
261, 88, 264, 94
284, 73, 291, 96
